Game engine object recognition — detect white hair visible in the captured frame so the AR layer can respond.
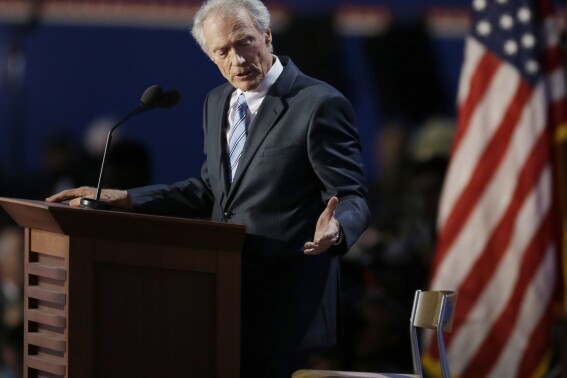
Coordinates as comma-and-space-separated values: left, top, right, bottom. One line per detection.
191, 0, 272, 55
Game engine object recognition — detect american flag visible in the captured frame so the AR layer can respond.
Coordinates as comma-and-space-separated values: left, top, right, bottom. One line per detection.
425, 0, 566, 377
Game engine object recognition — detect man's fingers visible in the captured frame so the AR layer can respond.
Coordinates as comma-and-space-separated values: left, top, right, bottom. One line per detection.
304, 233, 336, 255
325, 196, 338, 215
69, 198, 83, 207
304, 241, 317, 254
46, 192, 74, 203
46, 189, 72, 202
46, 187, 95, 204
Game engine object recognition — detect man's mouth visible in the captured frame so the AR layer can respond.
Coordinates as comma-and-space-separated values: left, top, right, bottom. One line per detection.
235, 70, 252, 79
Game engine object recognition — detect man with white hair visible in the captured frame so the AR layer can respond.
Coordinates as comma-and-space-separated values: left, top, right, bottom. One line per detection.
48, 0, 370, 376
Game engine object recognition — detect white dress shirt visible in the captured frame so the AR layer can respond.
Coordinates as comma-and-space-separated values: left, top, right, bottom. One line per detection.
226, 56, 284, 140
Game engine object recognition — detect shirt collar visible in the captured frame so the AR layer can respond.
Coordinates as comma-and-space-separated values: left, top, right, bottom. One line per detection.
236, 56, 283, 115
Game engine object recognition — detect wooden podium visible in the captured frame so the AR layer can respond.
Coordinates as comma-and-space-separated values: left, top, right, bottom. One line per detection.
0, 197, 246, 378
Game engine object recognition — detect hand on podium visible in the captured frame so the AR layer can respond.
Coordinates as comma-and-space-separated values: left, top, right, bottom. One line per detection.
46, 186, 132, 209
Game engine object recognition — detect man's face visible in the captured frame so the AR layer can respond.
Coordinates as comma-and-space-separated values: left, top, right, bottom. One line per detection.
202, 8, 273, 92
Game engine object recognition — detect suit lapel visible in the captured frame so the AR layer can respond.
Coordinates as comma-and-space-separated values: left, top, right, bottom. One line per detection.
226, 57, 298, 201
228, 94, 284, 191
209, 85, 234, 203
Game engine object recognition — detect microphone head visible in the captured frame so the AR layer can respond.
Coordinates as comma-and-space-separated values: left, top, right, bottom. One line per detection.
139, 85, 181, 111
140, 85, 165, 109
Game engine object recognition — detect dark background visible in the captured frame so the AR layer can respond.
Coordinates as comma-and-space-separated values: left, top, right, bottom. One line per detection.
0, 0, 468, 191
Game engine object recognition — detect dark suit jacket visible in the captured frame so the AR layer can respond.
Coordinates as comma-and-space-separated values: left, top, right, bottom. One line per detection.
128, 56, 370, 354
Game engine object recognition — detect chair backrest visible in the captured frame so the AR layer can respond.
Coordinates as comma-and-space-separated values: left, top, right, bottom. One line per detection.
409, 290, 457, 378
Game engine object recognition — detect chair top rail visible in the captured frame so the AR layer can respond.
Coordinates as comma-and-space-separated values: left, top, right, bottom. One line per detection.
412, 290, 457, 332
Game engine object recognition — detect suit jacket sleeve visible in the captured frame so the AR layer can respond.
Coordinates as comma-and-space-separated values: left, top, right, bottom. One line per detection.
307, 91, 371, 255
126, 165, 214, 218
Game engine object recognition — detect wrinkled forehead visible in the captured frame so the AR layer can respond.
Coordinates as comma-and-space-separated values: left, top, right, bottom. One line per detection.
203, 9, 259, 47
204, 8, 256, 35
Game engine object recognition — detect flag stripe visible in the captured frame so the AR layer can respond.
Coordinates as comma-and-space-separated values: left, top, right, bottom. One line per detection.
453, 130, 551, 345
437, 141, 552, 368
489, 242, 557, 378
432, 78, 533, 279
516, 257, 557, 377
437, 59, 522, 234
464, 206, 554, 377
438, 46, 503, 228
452, 49, 502, 153
456, 36, 488, 107
445, 163, 553, 373
432, 79, 547, 292
440, 165, 554, 374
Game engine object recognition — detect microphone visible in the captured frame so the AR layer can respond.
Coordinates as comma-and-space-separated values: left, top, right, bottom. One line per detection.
141, 86, 181, 110
80, 85, 182, 210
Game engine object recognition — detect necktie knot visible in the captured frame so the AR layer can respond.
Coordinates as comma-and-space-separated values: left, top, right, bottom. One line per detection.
236, 93, 248, 116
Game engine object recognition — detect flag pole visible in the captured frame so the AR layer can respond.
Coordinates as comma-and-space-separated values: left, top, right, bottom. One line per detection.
553, 122, 567, 314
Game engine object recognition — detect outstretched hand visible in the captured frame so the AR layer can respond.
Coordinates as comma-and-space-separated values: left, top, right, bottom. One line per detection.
304, 196, 341, 255
46, 186, 131, 209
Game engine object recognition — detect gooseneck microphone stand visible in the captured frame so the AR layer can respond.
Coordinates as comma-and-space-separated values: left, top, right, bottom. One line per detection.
79, 105, 145, 210
80, 85, 180, 209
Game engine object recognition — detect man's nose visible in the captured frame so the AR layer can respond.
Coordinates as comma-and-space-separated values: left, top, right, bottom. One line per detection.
230, 49, 246, 65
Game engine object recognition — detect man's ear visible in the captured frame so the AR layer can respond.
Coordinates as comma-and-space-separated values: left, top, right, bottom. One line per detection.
264, 29, 272, 48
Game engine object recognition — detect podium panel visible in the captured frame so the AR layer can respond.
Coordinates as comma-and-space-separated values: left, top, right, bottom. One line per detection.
0, 198, 245, 378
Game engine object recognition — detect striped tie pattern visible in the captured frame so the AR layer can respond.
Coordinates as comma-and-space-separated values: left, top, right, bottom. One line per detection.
228, 93, 248, 182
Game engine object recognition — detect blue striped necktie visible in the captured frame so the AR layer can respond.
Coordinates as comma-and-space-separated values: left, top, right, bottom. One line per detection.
228, 93, 249, 182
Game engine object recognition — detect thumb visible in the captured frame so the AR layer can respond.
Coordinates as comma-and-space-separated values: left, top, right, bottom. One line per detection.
324, 196, 339, 216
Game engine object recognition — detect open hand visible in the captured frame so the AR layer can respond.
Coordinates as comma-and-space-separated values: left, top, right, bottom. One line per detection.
304, 196, 341, 255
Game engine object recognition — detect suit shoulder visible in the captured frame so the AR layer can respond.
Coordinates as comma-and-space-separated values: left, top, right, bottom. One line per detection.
292, 72, 347, 100
291, 75, 352, 109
